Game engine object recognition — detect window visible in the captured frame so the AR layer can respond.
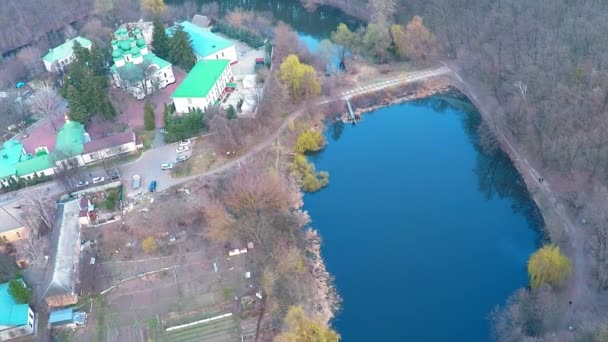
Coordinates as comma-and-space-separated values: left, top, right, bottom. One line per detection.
40, 172, 44, 176
29, 312, 33, 319
164, 72, 167, 78
187, 98, 192, 105
222, 52, 225, 57
16, 231, 21, 238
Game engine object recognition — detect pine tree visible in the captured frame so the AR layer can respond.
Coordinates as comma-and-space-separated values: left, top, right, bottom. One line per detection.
66, 85, 89, 124
152, 18, 170, 59
89, 43, 107, 76
169, 25, 197, 71
144, 101, 155, 130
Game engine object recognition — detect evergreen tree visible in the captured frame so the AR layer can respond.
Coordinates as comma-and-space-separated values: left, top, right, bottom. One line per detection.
226, 105, 237, 120
89, 43, 107, 76
152, 18, 170, 59
66, 85, 88, 124
144, 101, 156, 130
169, 25, 197, 71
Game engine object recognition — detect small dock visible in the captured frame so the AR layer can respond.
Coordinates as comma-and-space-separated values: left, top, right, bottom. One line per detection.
346, 98, 356, 125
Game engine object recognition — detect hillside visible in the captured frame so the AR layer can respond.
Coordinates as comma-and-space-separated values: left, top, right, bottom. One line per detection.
0, 0, 92, 54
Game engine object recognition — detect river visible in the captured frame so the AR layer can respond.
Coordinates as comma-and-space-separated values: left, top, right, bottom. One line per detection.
304, 97, 542, 341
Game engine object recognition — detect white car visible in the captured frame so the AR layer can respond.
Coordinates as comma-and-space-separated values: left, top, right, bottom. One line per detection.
161, 163, 173, 170
178, 139, 191, 146
176, 146, 190, 153
92, 177, 105, 184
132, 175, 141, 189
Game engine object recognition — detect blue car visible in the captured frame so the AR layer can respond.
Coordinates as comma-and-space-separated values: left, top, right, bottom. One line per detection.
149, 180, 157, 193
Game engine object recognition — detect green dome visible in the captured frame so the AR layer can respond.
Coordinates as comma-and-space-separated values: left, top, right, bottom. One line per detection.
113, 56, 123, 62
136, 38, 146, 47
111, 40, 117, 45
129, 37, 135, 42
119, 27, 128, 34
119, 41, 131, 51
130, 47, 141, 55
111, 50, 122, 58
132, 52, 142, 58
134, 28, 141, 34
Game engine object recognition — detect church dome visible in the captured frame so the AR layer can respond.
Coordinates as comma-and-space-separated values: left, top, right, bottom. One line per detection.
136, 38, 146, 47
111, 50, 122, 58
130, 47, 141, 56
119, 41, 131, 51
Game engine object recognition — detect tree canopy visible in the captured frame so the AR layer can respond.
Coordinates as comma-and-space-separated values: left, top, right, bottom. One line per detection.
168, 25, 197, 71
152, 18, 170, 60
275, 306, 340, 342
8, 279, 31, 304
528, 245, 572, 289
278, 55, 321, 103
63, 41, 115, 123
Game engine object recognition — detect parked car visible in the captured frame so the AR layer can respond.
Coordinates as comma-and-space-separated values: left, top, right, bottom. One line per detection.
175, 155, 188, 163
109, 171, 120, 180
159, 128, 166, 134
77, 181, 89, 188
176, 146, 189, 153
161, 163, 173, 170
132, 175, 141, 189
178, 139, 191, 146
92, 176, 105, 184
149, 180, 157, 193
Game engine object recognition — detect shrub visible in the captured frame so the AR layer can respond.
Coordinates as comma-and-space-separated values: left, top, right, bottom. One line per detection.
103, 188, 119, 210
226, 105, 237, 120
212, 20, 264, 48
295, 129, 326, 154
528, 245, 572, 289
8, 279, 31, 304
164, 109, 206, 143
142, 236, 157, 254
291, 154, 329, 192
144, 101, 155, 131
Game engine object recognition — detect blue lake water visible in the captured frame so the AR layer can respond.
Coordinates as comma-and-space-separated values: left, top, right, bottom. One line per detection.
303, 97, 542, 341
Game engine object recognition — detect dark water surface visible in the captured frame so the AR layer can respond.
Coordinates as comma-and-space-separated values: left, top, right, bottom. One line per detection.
303, 98, 542, 341
167, 0, 360, 39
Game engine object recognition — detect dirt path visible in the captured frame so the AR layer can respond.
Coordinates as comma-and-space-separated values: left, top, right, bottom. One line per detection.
167, 66, 451, 186
447, 63, 593, 331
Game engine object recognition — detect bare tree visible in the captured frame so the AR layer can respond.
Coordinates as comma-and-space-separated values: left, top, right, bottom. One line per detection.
16, 46, 43, 79
29, 82, 64, 132
15, 230, 46, 269
0, 95, 29, 135
21, 188, 55, 231
53, 155, 81, 192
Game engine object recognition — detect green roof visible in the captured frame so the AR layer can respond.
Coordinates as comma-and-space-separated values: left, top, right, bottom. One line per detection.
0, 281, 30, 326
169, 21, 234, 58
110, 52, 171, 75
43, 37, 92, 63
16, 154, 54, 176
0, 141, 23, 179
55, 121, 85, 157
172, 60, 230, 98
136, 38, 146, 47
119, 41, 131, 51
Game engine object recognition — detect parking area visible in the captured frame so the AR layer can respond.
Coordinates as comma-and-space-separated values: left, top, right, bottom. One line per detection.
118, 137, 194, 197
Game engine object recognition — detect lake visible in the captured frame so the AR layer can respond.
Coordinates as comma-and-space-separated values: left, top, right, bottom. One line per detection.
167, 0, 360, 39
303, 97, 542, 341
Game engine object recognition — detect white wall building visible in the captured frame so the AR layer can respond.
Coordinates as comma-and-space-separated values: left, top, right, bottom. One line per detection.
0, 281, 36, 341
170, 21, 238, 65
42, 37, 92, 72
172, 60, 234, 113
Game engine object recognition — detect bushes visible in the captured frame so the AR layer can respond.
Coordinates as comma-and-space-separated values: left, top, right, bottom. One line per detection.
142, 236, 157, 254
103, 188, 120, 210
8, 279, 31, 304
164, 109, 206, 143
144, 101, 155, 131
291, 154, 329, 192
295, 129, 325, 154
226, 105, 237, 120
212, 20, 264, 48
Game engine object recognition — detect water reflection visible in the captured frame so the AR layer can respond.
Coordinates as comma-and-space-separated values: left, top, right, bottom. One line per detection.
166, 0, 360, 38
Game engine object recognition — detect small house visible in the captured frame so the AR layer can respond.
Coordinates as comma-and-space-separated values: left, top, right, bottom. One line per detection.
48, 308, 86, 329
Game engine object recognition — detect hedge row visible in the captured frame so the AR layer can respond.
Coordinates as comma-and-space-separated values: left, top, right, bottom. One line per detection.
212, 21, 264, 48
